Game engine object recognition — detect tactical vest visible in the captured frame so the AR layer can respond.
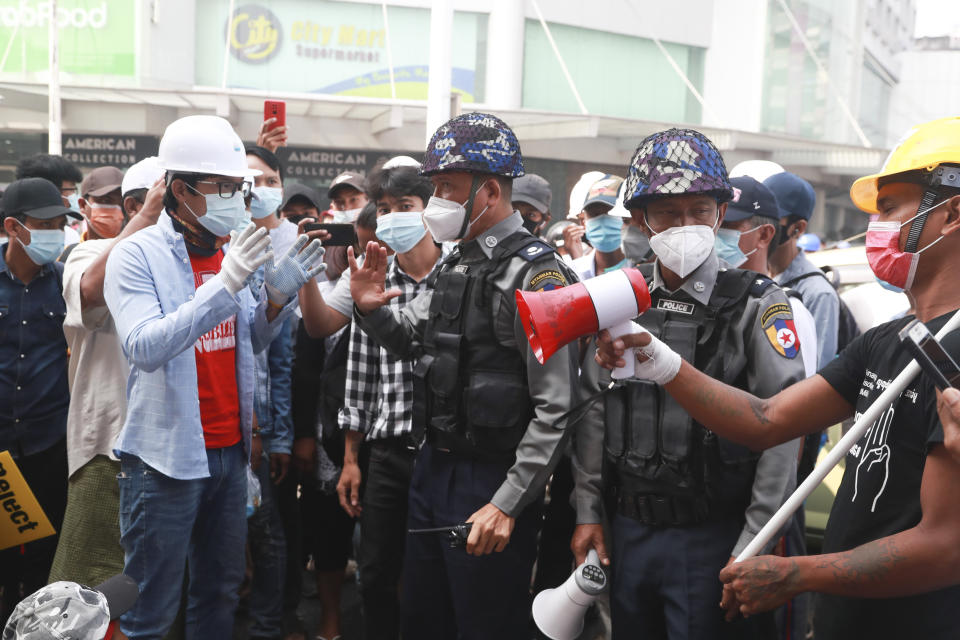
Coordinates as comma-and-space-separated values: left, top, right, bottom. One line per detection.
412, 232, 567, 461
604, 268, 774, 526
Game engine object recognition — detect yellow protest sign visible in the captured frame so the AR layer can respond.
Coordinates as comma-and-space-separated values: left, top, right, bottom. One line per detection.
0, 451, 56, 551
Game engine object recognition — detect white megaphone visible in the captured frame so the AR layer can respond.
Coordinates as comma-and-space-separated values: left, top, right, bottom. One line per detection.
532, 549, 608, 640
516, 267, 651, 379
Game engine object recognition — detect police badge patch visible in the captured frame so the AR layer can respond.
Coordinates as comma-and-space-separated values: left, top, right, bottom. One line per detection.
529, 269, 567, 291
765, 318, 800, 359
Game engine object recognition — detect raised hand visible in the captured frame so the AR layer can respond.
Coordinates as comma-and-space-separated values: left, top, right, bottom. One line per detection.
221, 223, 272, 295
264, 234, 326, 305
348, 241, 402, 314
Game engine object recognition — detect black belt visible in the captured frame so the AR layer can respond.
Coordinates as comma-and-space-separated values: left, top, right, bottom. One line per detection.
428, 430, 516, 464
615, 491, 711, 527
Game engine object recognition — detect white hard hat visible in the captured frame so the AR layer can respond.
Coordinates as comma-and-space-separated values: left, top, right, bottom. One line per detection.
567, 171, 606, 219
383, 155, 420, 170
729, 160, 785, 182
157, 115, 261, 178
608, 180, 632, 218
121, 156, 165, 196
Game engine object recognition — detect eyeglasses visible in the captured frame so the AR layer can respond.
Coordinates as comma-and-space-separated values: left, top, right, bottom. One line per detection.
193, 180, 252, 199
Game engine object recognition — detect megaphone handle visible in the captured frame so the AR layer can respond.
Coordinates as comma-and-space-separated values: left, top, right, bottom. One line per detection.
609, 320, 637, 380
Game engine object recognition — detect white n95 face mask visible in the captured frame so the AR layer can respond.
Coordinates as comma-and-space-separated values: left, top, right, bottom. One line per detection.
422, 183, 489, 242
645, 211, 718, 278
332, 207, 362, 224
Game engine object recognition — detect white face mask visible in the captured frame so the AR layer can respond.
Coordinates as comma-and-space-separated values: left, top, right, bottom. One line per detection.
645, 210, 719, 278
422, 182, 488, 242
332, 207, 362, 224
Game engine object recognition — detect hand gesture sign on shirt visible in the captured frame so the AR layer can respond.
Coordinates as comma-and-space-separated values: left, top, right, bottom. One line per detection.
853, 404, 894, 513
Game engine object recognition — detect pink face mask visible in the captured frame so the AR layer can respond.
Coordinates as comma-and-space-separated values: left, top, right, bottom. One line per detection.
865, 200, 948, 291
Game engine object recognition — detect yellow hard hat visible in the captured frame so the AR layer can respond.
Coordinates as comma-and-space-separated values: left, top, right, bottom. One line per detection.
850, 117, 960, 214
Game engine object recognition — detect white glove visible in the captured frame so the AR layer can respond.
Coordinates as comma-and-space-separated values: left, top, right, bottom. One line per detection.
221, 223, 273, 296
625, 322, 682, 385
264, 234, 326, 305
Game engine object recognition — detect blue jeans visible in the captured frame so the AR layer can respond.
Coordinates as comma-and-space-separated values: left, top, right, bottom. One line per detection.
247, 453, 287, 638
117, 444, 247, 640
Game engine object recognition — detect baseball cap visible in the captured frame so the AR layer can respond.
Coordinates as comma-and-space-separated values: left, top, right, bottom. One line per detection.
512, 174, 552, 213
280, 182, 322, 212
327, 172, 365, 199
2, 177, 81, 220
382, 155, 420, 170
725, 176, 780, 223
3, 574, 139, 640
583, 174, 624, 210
763, 172, 815, 221
121, 157, 165, 197
80, 167, 124, 198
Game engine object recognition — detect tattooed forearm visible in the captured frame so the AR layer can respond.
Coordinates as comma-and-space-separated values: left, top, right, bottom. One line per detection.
749, 395, 772, 425
693, 385, 745, 420
814, 538, 904, 587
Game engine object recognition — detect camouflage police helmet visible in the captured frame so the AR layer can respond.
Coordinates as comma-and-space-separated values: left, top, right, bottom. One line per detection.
622, 128, 733, 210
420, 112, 525, 178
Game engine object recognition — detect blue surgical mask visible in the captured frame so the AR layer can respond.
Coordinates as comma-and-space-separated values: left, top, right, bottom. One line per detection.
16, 222, 65, 265
184, 185, 247, 237
67, 193, 81, 213
584, 215, 623, 253
250, 186, 283, 219
601, 257, 630, 274
375, 211, 427, 254
233, 210, 252, 235
714, 227, 759, 268
875, 276, 904, 294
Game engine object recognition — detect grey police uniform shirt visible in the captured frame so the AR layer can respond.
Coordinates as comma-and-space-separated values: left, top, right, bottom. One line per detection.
356, 211, 580, 518
775, 250, 840, 369
573, 251, 807, 557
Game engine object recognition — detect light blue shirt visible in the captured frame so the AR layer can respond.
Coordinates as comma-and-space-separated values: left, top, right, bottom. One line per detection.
775, 250, 839, 369
104, 213, 294, 480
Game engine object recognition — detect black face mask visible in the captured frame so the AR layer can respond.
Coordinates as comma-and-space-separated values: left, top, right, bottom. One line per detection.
774, 222, 796, 250
286, 214, 308, 226
522, 216, 542, 236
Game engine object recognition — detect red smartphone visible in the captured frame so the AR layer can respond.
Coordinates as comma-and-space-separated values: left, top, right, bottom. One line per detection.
263, 100, 286, 131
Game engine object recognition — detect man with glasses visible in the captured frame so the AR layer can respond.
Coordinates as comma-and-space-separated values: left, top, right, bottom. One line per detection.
102, 116, 324, 640
570, 129, 805, 640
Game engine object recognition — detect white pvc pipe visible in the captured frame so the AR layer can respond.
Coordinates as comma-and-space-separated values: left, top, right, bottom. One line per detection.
736, 309, 960, 562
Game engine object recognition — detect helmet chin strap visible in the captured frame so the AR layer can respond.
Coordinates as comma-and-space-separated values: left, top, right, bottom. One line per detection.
457, 175, 484, 239
904, 188, 938, 253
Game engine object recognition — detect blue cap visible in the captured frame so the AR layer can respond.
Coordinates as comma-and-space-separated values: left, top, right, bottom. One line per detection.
797, 233, 821, 252
763, 172, 815, 221
725, 176, 780, 223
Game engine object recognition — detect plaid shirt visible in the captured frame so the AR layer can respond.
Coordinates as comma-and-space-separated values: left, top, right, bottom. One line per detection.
339, 255, 444, 440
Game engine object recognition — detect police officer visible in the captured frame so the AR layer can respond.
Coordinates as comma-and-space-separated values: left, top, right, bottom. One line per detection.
348, 112, 579, 640
570, 128, 807, 639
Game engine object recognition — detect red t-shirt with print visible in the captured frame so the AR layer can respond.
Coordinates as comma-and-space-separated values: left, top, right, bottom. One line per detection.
190, 250, 242, 449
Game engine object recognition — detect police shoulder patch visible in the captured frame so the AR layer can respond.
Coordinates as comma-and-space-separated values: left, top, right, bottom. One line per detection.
760, 302, 792, 328
765, 317, 800, 359
529, 269, 567, 291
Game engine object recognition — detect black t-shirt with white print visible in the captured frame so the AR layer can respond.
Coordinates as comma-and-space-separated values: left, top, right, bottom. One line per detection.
814, 310, 960, 639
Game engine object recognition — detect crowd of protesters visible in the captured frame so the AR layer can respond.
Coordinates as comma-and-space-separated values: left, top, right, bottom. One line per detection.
2, 110, 960, 640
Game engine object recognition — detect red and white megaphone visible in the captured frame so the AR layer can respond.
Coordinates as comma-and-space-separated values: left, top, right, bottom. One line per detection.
532, 549, 608, 640
516, 268, 651, 378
